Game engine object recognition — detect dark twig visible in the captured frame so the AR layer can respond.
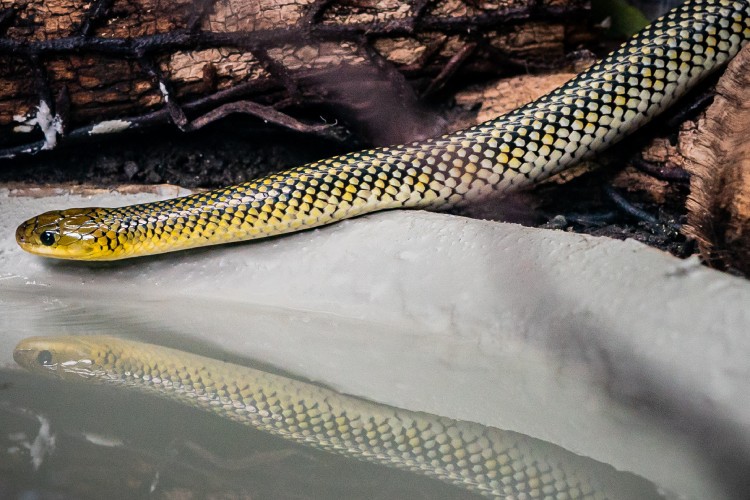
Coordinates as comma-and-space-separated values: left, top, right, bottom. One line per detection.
604, 185, 662, 226
665, 88, 715, 128
77, 0, 115, 37
187, 0, 215, 32
251, 48, 303, 103
54, 85, 71, 135
0, 79, 342, 160
631, 157, 691, 183
303, 0, 337, 25
29, 55, 54, 109
566, 211, 619, 227
184, 100, 334, 136
82, 78, 279, 131
412, 0, 436, 19
421, 41, 477, 97
544, 211, 619, 228
0, 141, 45, 160
139, 57, 189, 130
399, 37, 447, 74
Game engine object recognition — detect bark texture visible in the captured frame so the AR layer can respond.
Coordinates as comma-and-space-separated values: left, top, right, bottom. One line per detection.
630, 44, 750, 274
678, 45, 750, 275
0, 0, 592, 157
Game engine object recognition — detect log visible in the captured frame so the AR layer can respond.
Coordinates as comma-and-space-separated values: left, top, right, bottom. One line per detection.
629, 44, 750, 274
678, 45, 750, 275
0, 0, 592, 157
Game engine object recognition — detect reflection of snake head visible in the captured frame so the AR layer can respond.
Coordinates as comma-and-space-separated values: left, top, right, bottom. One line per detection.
14, 336, 106, 382
16, 209, 116, 260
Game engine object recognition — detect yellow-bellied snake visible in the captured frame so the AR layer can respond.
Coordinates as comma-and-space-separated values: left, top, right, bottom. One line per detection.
15, 0, 750, 260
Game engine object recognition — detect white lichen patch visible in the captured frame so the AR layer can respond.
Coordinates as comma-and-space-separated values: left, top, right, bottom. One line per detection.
29, 414, 55, 470
10, 414, 56, 471
12, 101, 63, 149
12, 124, 35, 134
89, 120, 132, 135
82, 432, 124, 448
158, 81, 170, 102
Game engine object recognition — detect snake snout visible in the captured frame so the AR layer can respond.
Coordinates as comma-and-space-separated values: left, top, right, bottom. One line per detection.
15, 213, 62, 256
15, 221, 28, 245
14, 216, 44, 251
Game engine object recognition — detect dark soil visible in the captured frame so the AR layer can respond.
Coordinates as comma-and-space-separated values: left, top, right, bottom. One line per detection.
0, 118, 350, 189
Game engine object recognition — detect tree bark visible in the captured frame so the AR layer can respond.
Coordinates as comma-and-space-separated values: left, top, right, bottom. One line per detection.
0, 0, 592, 157
621, 45, 750, 274
679, 45, 750, 275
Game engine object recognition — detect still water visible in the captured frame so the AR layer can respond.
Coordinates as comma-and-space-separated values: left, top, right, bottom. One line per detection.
0, 285, 664, 499
2, 154, 746, 499
1, 341, 663, 500
2, 369, 484, 499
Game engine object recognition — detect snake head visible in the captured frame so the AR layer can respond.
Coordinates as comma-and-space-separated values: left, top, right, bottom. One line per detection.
16, 209, 112, 260
14, 336, 105, 382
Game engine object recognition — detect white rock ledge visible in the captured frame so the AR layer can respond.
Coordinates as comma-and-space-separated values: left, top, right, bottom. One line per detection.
1, 186, 749, 499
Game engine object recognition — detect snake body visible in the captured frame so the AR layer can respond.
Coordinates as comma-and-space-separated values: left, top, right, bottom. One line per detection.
14, 335, 663, 499
15, 0, 750, 260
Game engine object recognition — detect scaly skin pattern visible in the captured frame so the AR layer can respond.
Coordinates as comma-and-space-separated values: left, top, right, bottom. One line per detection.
14, 335, 662, 499
15, 0, 750, 260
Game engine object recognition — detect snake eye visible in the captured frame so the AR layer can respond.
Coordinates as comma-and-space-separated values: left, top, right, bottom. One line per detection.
39, 231, 57, 246
37, 350, 53, 366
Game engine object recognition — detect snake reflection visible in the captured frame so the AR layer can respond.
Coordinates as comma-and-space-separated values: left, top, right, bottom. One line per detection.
14, 335, 663, 499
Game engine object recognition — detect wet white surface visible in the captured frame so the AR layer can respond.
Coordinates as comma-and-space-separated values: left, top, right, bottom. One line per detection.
2, 185, 749, 498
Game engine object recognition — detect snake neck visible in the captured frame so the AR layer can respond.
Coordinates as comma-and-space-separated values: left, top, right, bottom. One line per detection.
88, 148, 451, 259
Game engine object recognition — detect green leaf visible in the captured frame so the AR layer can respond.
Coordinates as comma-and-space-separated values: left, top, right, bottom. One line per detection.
592, 0, 650, 38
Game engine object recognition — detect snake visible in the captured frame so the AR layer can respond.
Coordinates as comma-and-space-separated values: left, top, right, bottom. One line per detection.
13, 335, 664, 499
14, 0, 750, 260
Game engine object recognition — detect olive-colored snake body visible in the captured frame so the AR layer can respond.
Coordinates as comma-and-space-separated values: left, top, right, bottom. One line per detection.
14, 336, 663, 499
16, 0, 750, 260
